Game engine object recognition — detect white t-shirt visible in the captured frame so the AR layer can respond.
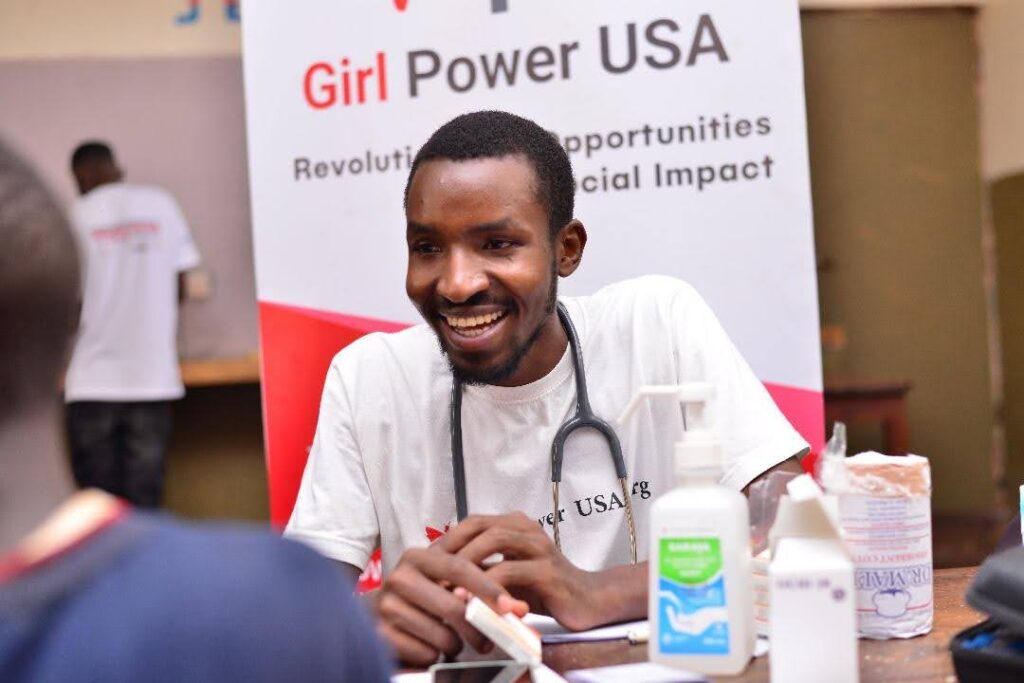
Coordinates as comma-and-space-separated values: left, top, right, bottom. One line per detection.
64, 182, 200, 402
285, 276, 808, 576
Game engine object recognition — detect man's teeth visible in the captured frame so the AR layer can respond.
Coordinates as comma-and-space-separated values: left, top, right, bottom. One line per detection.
444, 310, 505, 335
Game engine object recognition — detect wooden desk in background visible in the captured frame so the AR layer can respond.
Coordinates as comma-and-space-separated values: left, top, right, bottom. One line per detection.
542, 566, 979, 682
824, 379, 912, 454
180, 354, 261, 387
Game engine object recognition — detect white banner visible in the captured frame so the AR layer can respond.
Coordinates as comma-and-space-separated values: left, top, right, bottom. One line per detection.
241, 0, 822, 526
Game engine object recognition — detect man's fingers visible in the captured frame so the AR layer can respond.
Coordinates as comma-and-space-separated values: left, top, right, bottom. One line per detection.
436, 512, 536, 553
456, 526, 550, 565
391, 553, 497, 652
376, 591, 461, 658
385, 534, 536, 658
377, 620, 441, 667
487, 559, 552, 593
486, 561, 552, 617
497, 593, 531, 617
434, 515, 493, 552
404, 580, 491, 652
455, 587, 530, 619
416, 550, 512, 607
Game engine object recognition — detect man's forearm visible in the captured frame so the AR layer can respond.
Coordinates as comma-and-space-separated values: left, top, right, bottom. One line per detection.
587, 561, 648, 627
743, 453, 807, 497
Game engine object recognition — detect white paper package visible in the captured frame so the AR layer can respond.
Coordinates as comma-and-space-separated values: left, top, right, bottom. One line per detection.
839, 452, 933, 639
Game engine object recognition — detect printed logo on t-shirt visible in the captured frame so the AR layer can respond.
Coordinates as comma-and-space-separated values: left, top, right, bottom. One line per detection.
90, 222, 159, 242
90, 222, 161, 254
423, 480, 654, 542
536, 478, 653, 529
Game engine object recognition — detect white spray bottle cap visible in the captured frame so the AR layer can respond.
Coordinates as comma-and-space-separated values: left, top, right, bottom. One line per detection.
617, 383, 721, 479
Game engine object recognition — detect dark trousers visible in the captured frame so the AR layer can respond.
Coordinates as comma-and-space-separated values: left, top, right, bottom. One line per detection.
66, 401, 173, 508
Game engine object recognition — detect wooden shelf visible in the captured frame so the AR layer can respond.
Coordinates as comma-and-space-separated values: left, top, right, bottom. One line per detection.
180, 353, 260, 387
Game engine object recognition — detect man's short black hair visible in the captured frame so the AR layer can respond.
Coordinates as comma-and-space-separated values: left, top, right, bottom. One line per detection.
404, 111, 575, 238
70, 141, 114, 169
0, 140, 80, 420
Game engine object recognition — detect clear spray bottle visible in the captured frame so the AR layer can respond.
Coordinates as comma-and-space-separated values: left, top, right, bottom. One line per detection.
618, 383, 754, 675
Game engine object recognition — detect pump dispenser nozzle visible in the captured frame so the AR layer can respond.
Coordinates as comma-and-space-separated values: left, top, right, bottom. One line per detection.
618, 383, 722, 479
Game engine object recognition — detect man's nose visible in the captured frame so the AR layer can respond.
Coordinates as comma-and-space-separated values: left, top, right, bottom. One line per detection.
437, 251, 487, 303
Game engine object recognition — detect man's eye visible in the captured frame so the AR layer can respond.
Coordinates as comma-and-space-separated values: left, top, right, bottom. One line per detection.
483, 239, 515, 250
411, 243, 440, 255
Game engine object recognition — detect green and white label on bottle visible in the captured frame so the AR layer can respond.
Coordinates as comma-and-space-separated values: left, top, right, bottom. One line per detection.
657, 537, 730, 655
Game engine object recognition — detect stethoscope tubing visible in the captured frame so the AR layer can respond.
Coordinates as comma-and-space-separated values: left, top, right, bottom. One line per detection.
450, 302, 638, 564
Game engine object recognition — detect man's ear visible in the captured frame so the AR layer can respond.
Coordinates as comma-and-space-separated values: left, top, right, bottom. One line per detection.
555, 220, 587, 277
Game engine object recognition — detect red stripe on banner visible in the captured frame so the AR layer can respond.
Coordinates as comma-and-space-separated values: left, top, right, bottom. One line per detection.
764, 382, 825, 474
258, 300, 410, 527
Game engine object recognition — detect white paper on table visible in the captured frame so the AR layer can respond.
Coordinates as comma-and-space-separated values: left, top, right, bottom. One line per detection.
564, 662, 708, 683
390, 673, 431, 683
391, 665, 566, 683
390, 624, 766, 682
522, 614, 648, 644
526, 614, 769, 654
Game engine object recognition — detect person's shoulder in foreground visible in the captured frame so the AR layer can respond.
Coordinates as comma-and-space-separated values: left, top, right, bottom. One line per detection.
0, 510, 394, 683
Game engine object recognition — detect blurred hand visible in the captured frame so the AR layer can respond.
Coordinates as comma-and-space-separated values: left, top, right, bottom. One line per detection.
371, 536, 528, 666
444, 512, 609, 631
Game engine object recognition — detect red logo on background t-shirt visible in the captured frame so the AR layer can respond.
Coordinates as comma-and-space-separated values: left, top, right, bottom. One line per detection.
426, 524, 451, 542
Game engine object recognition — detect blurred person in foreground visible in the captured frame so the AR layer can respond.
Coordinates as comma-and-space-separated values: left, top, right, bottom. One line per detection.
64, 141, 198, 508
0, 140, 392, 682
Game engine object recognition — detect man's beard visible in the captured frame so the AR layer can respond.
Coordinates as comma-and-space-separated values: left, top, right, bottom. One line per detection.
444, 268, 558, 387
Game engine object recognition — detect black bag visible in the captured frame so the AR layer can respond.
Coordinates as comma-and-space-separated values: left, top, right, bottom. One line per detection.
951, 546, 1024, 682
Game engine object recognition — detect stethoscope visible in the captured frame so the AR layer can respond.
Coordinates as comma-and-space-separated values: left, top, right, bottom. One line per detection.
449, 302, 638, 565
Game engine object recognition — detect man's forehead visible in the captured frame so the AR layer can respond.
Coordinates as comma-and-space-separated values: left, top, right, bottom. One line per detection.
409, 155, 538, 199
405, 156, 547, 235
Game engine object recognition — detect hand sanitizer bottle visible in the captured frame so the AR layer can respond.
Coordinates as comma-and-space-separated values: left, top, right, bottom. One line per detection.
619, 384, 755, 675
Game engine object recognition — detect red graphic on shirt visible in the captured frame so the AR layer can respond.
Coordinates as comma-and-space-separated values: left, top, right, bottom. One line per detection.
90, 222, 159, 242
426, 524, 451, 542
393, 0, 410, 10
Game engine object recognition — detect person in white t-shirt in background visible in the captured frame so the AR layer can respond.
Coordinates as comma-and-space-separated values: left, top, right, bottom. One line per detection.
63, 141, 200, 508
284, 111, 810, 665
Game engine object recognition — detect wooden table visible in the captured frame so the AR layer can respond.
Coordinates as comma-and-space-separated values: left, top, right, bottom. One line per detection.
542, 566, 980, 681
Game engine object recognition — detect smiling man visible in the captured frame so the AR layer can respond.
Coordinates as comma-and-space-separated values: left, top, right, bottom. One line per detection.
284, 110, 809, 665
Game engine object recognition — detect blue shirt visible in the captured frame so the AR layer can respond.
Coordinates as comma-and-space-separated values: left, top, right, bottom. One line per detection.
0, 513, 392, 682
